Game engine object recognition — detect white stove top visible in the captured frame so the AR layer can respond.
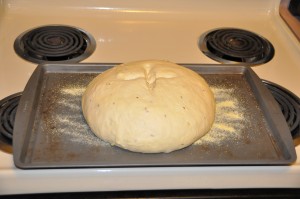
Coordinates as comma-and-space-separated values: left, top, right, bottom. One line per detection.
1, 0, 300, 195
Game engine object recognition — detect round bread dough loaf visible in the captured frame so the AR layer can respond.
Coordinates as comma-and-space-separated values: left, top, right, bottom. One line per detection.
82, 60, 215, 153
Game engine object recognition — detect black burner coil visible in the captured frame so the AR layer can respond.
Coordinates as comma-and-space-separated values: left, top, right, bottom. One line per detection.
263, 80, 300, 139
14, 25, 96, 63
199, 28, 274, 65
0, 93, 22, 144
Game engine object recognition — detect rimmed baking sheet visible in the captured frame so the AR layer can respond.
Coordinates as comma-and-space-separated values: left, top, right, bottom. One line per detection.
13, 64, 296, 169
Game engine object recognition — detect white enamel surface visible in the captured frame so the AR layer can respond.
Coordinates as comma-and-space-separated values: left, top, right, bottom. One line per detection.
0, 0, 300, 194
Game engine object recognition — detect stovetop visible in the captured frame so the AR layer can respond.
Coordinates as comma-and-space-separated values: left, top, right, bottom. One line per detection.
0, 0, 300, 195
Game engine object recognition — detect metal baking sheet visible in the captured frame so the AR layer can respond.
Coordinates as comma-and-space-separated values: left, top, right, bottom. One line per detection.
13, 64, 296, 169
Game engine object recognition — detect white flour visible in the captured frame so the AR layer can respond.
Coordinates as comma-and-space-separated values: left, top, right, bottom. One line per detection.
193, 87, 245, 145
47, 86, 110, 147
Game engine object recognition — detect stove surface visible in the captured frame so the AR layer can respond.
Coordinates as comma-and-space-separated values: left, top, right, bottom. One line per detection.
0, 0, 300, 195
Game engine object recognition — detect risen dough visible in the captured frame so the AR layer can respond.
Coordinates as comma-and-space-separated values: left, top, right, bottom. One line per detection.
82, 60, 215, 153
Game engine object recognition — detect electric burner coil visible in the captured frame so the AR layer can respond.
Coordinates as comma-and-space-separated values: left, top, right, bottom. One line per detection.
199, 28, 275, 65
0, 92, 22, 144
14, 25, 96, 64
263, 80, 300, 139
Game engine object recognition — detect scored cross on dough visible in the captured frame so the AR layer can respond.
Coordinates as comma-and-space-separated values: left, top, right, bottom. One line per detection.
116, 63, 178, 90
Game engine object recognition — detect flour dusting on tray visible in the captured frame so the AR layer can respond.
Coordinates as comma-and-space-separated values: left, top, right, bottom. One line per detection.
194, 87, 245, 145
43, 77, 110, 147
